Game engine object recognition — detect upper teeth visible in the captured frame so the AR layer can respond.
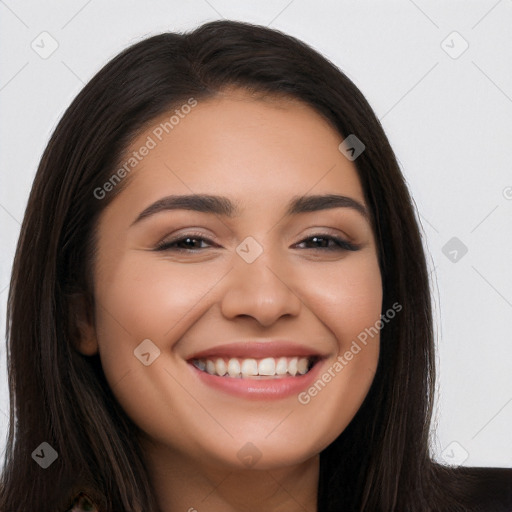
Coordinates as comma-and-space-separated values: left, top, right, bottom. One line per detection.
193, 356, 312, 378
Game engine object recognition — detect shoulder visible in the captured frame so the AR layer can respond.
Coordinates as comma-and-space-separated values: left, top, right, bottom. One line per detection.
430, 462, 512, 511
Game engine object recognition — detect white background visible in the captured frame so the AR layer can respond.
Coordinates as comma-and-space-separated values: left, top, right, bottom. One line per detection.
0, 0, 511, 468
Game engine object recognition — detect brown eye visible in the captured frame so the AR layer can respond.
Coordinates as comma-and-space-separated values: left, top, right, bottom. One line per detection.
154, 234, 216, 252
295, 234, 359, 252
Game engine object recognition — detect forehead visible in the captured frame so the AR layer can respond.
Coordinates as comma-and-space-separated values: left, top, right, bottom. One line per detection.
109, 90, 367, 217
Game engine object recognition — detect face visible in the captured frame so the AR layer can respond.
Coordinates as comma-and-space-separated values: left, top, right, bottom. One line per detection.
79, 89, 383, 471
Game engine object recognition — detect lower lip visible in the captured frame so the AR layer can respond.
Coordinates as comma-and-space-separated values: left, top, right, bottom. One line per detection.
188, 359, 325, 400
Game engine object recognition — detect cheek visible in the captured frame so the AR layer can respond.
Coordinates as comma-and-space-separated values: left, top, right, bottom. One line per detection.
299, 251, 383, 346
291, 252, 382, 433
92, 254, 226, 382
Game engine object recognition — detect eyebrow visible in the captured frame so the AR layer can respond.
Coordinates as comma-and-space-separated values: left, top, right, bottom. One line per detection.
130, 193, 369, 226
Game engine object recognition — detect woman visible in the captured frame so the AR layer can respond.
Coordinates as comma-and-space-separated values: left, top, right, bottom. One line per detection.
1, 19, 510, 512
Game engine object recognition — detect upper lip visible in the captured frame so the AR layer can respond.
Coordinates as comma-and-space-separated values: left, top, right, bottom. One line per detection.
187, 340, 327, 360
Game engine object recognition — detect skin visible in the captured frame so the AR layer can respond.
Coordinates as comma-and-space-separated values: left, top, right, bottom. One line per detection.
77, 88, 383, 511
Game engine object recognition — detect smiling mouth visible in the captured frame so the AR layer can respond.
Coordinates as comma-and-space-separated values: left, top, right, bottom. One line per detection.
191, 356, 319, 379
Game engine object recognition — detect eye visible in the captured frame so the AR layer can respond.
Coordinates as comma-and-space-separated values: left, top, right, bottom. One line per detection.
153, 232, 360, 253
294, 234, 359, 252
154, 233, 217, 252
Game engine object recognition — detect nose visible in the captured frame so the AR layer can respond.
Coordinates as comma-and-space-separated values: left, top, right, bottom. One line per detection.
220, 248, 302, 327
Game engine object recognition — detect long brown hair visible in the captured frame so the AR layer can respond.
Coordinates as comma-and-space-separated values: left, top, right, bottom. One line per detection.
1, 20, 510, 512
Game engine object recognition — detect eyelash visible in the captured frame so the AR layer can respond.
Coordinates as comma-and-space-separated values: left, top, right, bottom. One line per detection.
154, 232, 360, 252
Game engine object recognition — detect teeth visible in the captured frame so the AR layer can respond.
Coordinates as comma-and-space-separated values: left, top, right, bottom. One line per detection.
258, 357, 275, 376
288, 357, 298, 376
227, 358, 241, 378
241, 358, 258, 377
206, 360, 216, 375
215, 358, 227, 376
193, 356, 314, 378
275, 357, 287, 375
297, 357, 309, 375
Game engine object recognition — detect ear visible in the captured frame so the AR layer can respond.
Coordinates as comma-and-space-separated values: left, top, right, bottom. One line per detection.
69, 292, 98, 356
